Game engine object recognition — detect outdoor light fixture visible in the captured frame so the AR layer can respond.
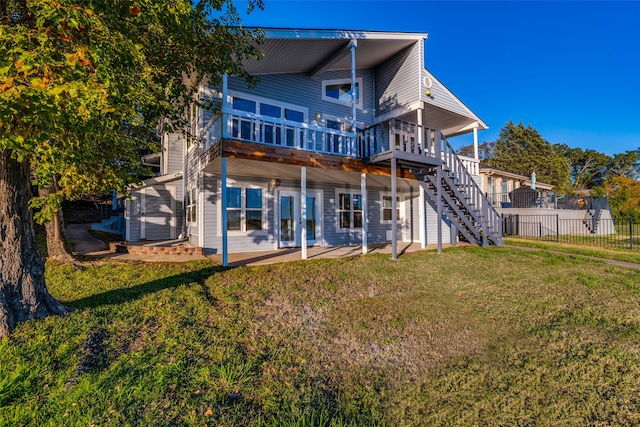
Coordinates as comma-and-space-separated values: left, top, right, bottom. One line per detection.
269, 178, 281, 187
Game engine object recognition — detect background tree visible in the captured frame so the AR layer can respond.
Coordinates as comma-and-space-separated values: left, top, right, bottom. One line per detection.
456, 141, 494, 162
605, 149, 640, 181
558, 145, 611, 191
602, 176, 640, 220
0, 0, 262, 337
488, 120, 570, 190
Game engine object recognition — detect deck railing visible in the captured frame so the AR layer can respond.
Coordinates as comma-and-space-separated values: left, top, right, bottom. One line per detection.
359, 119, 480, 177
203, 110, 359, 157
203, 113, 481, 178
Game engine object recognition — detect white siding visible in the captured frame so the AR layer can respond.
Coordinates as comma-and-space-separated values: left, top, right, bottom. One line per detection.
374, 42, 421, 117
162, 133, 183, 175
226, 69, 376, 126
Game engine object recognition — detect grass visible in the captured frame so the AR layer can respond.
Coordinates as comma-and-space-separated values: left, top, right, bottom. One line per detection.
2, 247, 640, 425
505, 237, 640, 265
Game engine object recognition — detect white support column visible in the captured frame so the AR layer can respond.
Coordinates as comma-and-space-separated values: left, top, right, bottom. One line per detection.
473, 125, 479, 161
350, 39, 357, 154
436, 165, 443, 255
419, 185, 426, 249
361, 172, 368, 255
417, 108, 424, 152
391, 158, 398, 261
301, 167, 307, 260
221, 157, 228, 267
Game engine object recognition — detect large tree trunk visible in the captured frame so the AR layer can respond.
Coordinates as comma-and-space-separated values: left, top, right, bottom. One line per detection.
0, 150, 71, 338
38, 184, 76, 263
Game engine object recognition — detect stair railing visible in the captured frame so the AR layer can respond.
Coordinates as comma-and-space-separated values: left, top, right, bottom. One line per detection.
436, 133, 502, 244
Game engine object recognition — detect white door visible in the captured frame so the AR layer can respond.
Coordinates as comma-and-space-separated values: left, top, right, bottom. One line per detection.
279, 190, 321, 247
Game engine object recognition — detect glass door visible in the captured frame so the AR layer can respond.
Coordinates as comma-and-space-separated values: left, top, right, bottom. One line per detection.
280, 192, 297, 247
279, 191, 321, 247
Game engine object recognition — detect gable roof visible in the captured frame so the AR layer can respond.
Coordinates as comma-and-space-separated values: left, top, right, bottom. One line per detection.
242, 28, 427, 76
422, 68, 488, 135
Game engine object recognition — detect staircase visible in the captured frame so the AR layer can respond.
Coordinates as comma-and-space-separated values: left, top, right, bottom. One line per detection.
361, 119, 502, 247
583, 197, 610, 234
413, 136, 502, 246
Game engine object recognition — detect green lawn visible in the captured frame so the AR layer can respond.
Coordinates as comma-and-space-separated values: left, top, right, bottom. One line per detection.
2, 247, 640, 426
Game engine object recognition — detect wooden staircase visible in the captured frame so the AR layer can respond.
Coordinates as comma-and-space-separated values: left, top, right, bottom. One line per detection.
361, 119, 502, 247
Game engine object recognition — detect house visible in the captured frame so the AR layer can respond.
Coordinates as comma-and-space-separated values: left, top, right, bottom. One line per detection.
123, 28, 502, 265
479, 165, 554, 208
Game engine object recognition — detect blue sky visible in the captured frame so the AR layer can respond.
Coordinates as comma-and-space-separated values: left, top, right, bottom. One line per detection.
235, 0, 640, 156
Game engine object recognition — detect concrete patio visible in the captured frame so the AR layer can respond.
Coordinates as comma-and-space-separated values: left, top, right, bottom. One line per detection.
68, 223, 455, 266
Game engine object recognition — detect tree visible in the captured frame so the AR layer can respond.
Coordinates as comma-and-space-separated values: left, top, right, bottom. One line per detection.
0, 0, 262, 337
602, 176, 640, 220
488, 120, 570, 190
605, 150, 640, 181
457, 141, 494, 162
558, 145, 611, 191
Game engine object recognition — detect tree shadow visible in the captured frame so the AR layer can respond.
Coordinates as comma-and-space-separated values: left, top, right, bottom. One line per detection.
66, 264, 229, 309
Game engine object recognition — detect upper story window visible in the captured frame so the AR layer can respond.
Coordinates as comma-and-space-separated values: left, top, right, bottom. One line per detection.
322, 78, 363, 109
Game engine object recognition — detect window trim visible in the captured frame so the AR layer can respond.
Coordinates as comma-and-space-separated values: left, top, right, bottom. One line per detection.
380, 192, 402, 224
218, 183, 268, 235
227, 91, 309, 123
186, 187, 197, 224
322, 77, 363, 110
335, 188, 363, 233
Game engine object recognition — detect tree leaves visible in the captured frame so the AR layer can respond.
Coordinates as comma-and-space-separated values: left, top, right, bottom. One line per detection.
487, 120, 571, 190
1, 0, 262, 221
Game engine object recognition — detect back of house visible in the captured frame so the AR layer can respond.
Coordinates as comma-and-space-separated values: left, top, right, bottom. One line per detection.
124, 28, 502, 264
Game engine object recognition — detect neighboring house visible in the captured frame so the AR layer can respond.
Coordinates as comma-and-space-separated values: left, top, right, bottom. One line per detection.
124, 28, 502, 265
479, 165, 554, 208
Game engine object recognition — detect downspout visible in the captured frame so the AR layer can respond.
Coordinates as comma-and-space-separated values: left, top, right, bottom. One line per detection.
221, 73, 229, 266
350, 39, 357, 153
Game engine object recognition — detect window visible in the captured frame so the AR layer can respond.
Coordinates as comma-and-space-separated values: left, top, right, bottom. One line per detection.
381, 194, 400, 223
226, 186, 263, 232
337, 191, 362, 230
229, 93, 306, 146
186, 188, 197, 223
322, 78, 363, 109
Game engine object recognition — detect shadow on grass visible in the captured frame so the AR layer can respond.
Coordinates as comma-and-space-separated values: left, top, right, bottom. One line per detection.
66, 264, 229, 309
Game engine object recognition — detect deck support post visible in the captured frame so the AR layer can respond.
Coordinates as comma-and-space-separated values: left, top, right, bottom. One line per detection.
435, 131, 443, 255
436, 164, 443, 254
417, 109, 426, 249
361, 172, 368, 255
391, 157, 398, 260
301, 167, 307, 260
419, 185, 426, 249
221, 157, 228, 266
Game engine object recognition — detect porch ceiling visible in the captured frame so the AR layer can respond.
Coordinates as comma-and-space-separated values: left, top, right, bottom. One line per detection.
398, 103, 484, 139
243, 29, 424, 76
203, 157, 418, 189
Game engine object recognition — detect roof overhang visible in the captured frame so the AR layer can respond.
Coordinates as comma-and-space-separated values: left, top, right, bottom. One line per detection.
480, 166, 554, 190
242, 28, 427, 76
